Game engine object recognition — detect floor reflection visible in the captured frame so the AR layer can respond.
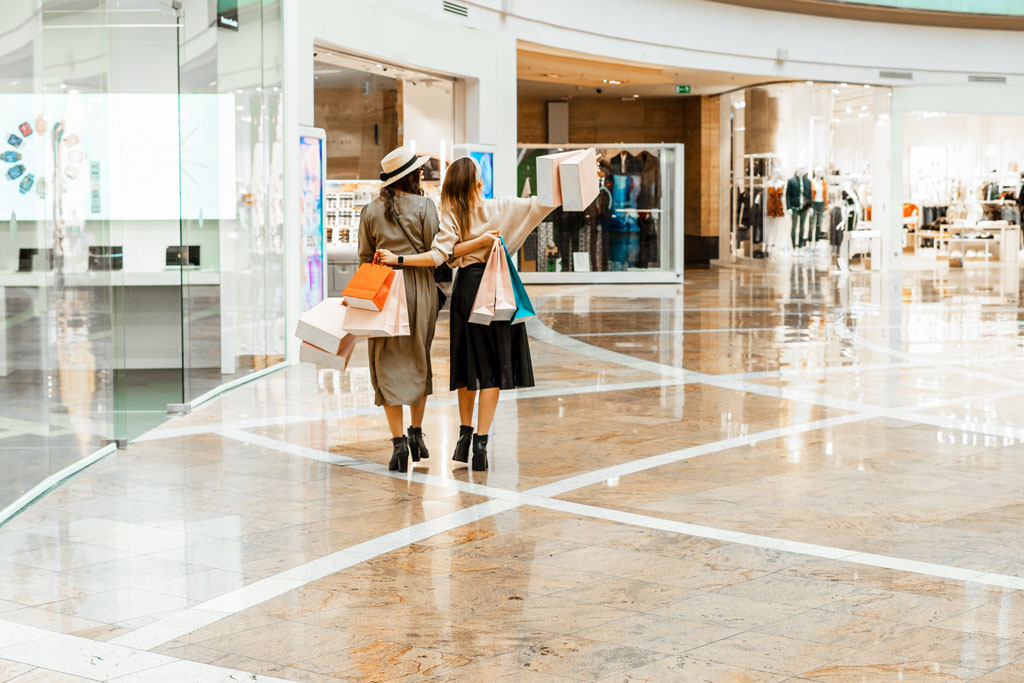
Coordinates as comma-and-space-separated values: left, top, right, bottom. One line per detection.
2, 261, 1024, 680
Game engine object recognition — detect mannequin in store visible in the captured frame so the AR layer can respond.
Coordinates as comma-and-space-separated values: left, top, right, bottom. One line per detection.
786, 166, 812, 251
764, 170, 787, 254
607, 149, 641, 270
810, 167, 828, 247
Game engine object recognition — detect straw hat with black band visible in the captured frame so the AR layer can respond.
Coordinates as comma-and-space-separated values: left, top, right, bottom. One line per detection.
379, 145, 430, 188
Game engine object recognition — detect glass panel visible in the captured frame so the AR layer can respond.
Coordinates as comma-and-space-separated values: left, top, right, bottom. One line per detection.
178, 0, 285, 402
728, 83, 890, 260
516, 146, 676, 274
0, 0, 183, 513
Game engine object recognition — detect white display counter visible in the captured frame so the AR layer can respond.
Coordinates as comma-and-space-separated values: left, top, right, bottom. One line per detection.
0, 271, 221, 376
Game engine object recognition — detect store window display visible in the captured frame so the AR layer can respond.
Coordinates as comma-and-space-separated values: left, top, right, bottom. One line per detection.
904, 112, 1024, 264
516, 144, 681, 280
728, 82, 890, 263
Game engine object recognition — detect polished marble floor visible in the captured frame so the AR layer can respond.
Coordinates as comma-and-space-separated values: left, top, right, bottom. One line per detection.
2, 261, 1024, 681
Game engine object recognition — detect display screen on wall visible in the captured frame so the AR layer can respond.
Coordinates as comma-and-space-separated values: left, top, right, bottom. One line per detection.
299, 133, 326, 312
471, 151, 494, 199
0, 94, 235, 222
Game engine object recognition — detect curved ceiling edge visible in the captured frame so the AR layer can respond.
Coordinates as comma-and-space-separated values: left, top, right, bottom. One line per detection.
709, 0, 1024, 30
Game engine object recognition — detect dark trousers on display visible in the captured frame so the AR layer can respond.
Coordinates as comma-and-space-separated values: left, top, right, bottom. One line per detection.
811, 202, 826, 242
791, 208, 810, 248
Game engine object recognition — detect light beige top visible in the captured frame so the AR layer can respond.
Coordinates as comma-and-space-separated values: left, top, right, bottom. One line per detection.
441, 197, 555, 268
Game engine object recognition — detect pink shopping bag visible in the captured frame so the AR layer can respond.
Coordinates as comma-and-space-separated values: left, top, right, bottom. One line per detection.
469, 238, 501, 325
535, 150, 578, 207
343, 270, 410, 337
299, 338, 356, 371
294, 298, 355, 354
492, 237, 517, 322
558, 148, 599, 211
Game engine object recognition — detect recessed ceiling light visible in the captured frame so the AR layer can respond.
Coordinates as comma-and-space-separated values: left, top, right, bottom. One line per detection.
845, 107, 853, 114
733, 100, 746, 109
805, 80, 814, 86
545, 73, 561, 78
863, 84, 871, 88
861, 105, 868, 110
840, 82, 848, 87
831, 88, 840, 95
608, 79, 622, 85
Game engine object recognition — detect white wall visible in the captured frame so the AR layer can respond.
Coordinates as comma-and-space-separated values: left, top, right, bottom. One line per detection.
406, 0, 1024, 87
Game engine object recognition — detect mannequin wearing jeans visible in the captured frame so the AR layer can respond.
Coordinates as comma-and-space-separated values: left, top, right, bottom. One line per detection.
810, 168, 828, 245
786, 167, 812, 249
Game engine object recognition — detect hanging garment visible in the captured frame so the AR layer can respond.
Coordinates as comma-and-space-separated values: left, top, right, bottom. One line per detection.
751, 189, 764, 244
829, 205, 844, 247
766, 186, 785, 218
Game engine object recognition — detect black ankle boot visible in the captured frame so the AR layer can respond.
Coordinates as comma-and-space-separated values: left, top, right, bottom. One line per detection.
389, 436, 409, 473
407, 427, 429, 462
471, 434, 489, 472
452, 425, 473, 463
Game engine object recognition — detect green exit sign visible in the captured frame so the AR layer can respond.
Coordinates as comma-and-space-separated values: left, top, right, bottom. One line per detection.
676, 85, 691, 94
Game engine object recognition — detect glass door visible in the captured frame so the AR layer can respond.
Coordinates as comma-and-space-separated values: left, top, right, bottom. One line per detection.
178, 0, 286, 404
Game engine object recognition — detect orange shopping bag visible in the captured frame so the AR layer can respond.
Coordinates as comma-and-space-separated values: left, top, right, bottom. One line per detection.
469, 238, 502, 325
343, 270, 410, 337
342, 253, 394, 311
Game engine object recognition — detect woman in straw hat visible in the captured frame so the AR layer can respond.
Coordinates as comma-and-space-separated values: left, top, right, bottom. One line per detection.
358, 146, 457, 472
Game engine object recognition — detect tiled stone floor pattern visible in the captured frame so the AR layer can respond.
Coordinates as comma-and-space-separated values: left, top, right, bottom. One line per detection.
3, 263, 1024, 680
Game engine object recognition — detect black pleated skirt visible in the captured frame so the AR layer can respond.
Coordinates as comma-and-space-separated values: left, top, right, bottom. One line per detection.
449, 263, 535, 391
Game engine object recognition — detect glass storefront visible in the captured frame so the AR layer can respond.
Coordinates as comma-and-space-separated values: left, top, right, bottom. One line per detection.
313, 49, 455, 296
0, 0, 284, 518
903, 112, 1024, 265
728, 83, 891, 264
516, 144, 683, 282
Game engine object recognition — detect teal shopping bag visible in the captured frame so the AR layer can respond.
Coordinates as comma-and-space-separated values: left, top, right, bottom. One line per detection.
501, 237, 535, 325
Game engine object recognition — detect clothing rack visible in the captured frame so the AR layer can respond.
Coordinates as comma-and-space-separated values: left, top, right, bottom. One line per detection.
733, 153, 777, 257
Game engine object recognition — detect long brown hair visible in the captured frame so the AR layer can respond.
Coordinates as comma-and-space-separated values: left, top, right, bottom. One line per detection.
380, 168, 423, 224
441, 157, 481, 238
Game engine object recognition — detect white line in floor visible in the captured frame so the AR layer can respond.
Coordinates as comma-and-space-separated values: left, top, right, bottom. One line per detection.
109, 499, 518, 651
0, 620, 291, 682
134, 377, 692, 442
114, 395, 1024, 654
529, 314, 1024, 439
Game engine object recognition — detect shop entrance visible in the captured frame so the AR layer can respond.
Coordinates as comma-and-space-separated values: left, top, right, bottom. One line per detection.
901, 112, 1023, 270
312, 49, 456, 295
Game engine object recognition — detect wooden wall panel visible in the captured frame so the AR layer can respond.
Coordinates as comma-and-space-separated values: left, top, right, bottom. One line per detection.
315, 87, 399, 179
517, 94, 721, 252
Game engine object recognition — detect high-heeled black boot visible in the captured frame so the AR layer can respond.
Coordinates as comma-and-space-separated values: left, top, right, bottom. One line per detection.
389, 436, 409, 473
452, 425, 473, 463
471, 434, 489, 472
407, 427, 429, 462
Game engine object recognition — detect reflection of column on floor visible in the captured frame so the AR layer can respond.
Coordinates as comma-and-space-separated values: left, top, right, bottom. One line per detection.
0, 285, 7, 377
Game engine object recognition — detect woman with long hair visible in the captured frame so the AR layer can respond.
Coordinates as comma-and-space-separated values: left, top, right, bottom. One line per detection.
441, 157, 556, 471
358, 146, 456, 472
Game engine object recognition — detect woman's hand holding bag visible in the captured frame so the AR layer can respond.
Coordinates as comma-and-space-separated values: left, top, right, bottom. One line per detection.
342, 253, 394, 311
